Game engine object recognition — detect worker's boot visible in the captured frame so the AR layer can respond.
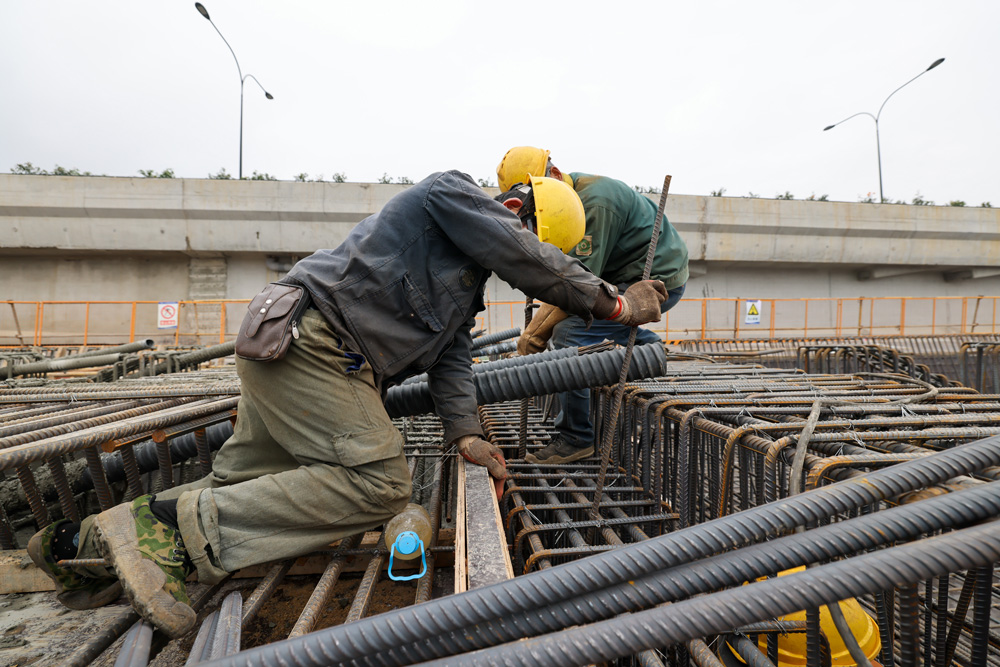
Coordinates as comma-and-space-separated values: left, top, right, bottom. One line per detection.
525, 436, 594, 464
93, 495, 195, 638
27, 518, 123, 610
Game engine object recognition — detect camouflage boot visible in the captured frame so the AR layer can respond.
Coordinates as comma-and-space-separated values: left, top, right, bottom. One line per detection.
27, 519, 123, 610
93, 495, 196, 638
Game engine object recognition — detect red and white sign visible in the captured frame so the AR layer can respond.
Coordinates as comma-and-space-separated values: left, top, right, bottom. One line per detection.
157, 302, 179, 329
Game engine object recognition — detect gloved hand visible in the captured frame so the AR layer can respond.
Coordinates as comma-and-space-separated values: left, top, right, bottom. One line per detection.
517, 303, 571, 355
609, 280, 669, 326
455, 435, 507, 480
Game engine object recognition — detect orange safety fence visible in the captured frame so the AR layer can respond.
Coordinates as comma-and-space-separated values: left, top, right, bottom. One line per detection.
2, 296, 999, 347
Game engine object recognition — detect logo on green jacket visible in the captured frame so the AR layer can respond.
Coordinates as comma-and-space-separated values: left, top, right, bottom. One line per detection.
575, 236, 593, 257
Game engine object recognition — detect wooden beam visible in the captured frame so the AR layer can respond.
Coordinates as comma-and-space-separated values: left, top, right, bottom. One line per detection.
463, 463, 513, 590
454, 458, 468, 594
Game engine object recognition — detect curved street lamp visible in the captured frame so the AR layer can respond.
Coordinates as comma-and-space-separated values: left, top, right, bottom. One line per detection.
195, 2, 274, 179
823, 58, 944, 203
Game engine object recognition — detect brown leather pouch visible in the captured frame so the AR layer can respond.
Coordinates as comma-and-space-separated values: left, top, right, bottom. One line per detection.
235, 283, 311, 362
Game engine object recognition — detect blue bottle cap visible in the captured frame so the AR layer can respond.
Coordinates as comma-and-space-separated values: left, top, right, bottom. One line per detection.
395, 530, 419, 556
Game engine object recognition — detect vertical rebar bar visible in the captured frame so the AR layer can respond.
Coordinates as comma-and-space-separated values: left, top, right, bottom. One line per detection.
84, 445, 116, 511
591, 175, 671, 520
16, 464, 51, 527
119, 444, 145, 501
195, 427, 213, 477
47, 456, 80, 522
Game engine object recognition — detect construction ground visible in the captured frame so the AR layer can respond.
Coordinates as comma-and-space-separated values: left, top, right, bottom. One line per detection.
1, 330, 1000, 667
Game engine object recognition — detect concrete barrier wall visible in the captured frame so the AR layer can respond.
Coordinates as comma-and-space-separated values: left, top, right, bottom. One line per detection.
2, 174, 999, 341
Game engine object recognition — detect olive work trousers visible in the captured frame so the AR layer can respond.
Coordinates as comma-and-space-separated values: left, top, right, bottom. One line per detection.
155, 308, 411, 584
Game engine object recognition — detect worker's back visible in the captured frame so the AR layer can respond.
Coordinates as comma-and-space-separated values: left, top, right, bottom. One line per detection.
570, 172, 689, 290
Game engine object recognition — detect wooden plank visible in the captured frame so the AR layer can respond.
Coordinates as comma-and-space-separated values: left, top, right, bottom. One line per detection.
3, 529, 457, 593
464, 463, 513, 590
454, 458, 467, 594
0, 550, 56, 594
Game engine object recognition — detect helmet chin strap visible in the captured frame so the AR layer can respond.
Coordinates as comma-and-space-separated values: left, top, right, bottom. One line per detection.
520, 214, 538, 236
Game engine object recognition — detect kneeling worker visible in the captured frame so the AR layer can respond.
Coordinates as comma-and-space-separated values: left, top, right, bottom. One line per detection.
29, 170, 668, 637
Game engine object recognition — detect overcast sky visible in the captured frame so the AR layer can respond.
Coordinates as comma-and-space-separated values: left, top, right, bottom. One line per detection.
3, 1, 997, 206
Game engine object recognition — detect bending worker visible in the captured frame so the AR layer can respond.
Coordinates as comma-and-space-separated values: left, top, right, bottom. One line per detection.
28, 170, 669, 638
497, 146, 689, 465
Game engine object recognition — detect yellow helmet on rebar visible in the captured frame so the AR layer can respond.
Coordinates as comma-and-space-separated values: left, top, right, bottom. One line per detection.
496, 146, 550, 192
529, 175, 585, 254
724, 566, 882, 666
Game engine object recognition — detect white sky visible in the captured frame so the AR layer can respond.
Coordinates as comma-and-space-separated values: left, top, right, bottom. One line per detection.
3, 1, 997, 205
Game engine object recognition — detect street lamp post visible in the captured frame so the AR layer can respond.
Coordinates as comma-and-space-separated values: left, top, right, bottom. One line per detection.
194, 2, 273, 180
823, 57, 944, 203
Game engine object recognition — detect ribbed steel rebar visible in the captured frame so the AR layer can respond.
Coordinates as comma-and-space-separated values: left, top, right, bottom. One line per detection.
390, 478, 1000, 662
73, 339, 156, 358
0, 382, 240, 403
472, 340, 516, 358
0, 398, 195, 451
0, 397, 239, 470
6, 352, 124, 377
288, 534, 363, 638
211, 591, 244, 659
402, 346, 577, 385
385, 344, 666, 418
80, 421, 233, 489
113, 620, 153, 667
197, 434, 1000, 667
413, 520, 1000, 667
470, 328, 520, 350
131, 341, 236, 379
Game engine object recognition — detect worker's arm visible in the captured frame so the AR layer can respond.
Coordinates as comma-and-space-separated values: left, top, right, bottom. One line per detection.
424, 171, 618, 323
425, 317, 506, 479
426, 317, 482, 444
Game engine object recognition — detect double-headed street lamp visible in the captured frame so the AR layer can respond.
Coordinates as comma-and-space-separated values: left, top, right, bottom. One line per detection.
194, 2, 273, 180
823, 57, 945, 203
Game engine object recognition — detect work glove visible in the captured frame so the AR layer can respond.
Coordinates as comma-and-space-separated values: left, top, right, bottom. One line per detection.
609, 280, 669, 326
455, 435, 507, 481
517, 303, 571, 355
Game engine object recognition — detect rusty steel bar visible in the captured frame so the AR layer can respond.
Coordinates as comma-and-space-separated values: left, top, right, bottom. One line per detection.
194, 427, 213, 477
344, 542, 386, 624
241, 560, 294, 626
0, 382, 240, 404
0, 397, 239, 470
119, 444, 145, 500
287, 534, 363, 638
15, 464, 51, 527
0, 398, 196, 451
154, 433, 174, 491
46, 455, 80, 522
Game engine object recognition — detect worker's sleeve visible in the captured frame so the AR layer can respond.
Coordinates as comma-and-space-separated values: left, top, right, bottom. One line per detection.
426, 317, 484, 444
424, 171, 616, 323
573, 204, 623, 278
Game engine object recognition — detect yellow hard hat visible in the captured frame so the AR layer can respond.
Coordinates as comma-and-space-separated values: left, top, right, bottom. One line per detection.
497, 146, 550, 192
530, 175, 585, 254
725, 566, 881, 666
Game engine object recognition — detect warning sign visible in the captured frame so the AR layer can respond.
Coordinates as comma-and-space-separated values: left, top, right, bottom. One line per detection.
744, 300, 762, 325
157, 302, 179, 329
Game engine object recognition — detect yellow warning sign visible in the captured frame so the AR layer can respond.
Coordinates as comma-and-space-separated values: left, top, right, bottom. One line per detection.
745, 300, 762, 325
747, 303, 759, 316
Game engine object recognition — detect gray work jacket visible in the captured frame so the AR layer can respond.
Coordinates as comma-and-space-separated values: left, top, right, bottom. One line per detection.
287, 170, 616, 443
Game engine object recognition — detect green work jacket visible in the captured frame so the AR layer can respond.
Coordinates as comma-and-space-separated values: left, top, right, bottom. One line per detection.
569, 172, 689, 290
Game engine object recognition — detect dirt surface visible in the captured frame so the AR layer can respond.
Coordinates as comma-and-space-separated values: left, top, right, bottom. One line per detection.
0, 592, 134, 666
0, 567, 453, 666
